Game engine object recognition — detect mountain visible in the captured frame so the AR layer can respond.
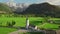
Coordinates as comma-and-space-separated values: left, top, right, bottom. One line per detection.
13, 3, 30, 13
0, 3, 12, 14
20, 2, 60, 17
57, 5, 60, 8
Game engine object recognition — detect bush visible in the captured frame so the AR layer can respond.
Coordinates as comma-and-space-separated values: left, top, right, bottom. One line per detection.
7, 21, 16, 27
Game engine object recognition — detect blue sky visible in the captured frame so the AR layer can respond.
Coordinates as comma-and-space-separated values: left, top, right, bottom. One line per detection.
0, 0, 60, 5
0, 0, 43, 3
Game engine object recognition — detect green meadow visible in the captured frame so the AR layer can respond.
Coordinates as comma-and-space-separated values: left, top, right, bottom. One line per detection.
0, 17, 60, 28
0, 27, 17, 34
0, 17, 60, 34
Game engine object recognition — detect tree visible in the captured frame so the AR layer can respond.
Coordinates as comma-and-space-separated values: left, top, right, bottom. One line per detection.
12, 21, 16, 25
43, 16, 52, 23
7, 21, 16, 27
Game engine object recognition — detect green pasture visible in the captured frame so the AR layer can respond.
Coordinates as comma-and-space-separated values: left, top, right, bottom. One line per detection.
0, 17, 44, 27
39, 23, 59, 30
0, 17, 60, 28
0, 17, 60, 34
0, 27, 17, 34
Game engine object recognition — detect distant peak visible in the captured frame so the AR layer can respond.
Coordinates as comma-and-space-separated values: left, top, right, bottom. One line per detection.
40, 2, 51, 5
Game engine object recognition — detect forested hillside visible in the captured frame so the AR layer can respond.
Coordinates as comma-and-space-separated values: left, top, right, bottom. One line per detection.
21, 2, 60, 17
0, 3, 12, 14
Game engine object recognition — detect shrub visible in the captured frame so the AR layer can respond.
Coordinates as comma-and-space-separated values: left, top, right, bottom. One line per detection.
7, 21, 16, 27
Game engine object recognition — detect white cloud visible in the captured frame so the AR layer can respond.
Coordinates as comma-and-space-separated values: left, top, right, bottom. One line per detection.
37, 0, 60, 5
46, 0, 60, 5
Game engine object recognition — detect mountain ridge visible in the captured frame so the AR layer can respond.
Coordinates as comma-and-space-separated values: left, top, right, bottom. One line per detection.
20, 2, 60, 17
0, 3, 12, 14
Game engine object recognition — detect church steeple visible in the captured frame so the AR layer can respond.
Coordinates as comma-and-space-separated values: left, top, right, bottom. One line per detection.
26, 16, 29, 29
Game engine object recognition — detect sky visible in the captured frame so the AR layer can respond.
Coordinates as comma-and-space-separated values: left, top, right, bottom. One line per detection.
0, 0, 60, 5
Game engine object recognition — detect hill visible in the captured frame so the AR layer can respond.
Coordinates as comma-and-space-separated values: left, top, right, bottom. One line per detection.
0, 3, 12, 14
20, 2, 60, 17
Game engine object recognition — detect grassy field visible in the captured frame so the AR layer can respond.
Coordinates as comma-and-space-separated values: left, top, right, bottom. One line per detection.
0, 17, 60, 34
0, 17, 60, 28
39, 23, 59, 30
0, 27, 17, 34
0, 17, 44, 27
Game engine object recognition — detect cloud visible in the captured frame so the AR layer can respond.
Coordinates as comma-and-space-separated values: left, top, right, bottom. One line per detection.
46, 0, 60, 5
37, 0, 60, 5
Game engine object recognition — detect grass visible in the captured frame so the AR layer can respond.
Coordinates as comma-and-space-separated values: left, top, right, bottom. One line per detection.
39, 23, 59, 30
0, 17, 44, 27
0, 17, 26, 27
0, 17, 60, 28
0, 27, 17, 34
0, 17, 60, 34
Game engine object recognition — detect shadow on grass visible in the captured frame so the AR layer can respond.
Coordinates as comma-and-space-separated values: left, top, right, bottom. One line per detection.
30, 20, 43, 25
0, 25, 25, 30
28, 32, 44, 34
19, 32, 44, 34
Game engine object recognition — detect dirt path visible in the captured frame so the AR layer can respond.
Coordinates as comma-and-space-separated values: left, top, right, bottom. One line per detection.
9, 29, 30, 34
9, 29, 44, 34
